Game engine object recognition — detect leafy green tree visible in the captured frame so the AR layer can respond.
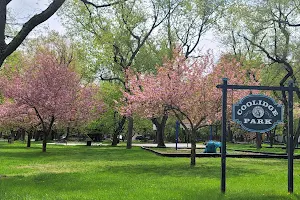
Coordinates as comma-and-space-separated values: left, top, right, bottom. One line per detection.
0, 0, 125, 67
61, 0, 178, 148
221, 0, 300, 148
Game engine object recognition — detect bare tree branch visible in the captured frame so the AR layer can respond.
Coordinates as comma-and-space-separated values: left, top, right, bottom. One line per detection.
97, 73, 126, 87
0, 0, 66, 67
121, 12, 140, 42
80, 0, 124, 9
0, 0, 7, 51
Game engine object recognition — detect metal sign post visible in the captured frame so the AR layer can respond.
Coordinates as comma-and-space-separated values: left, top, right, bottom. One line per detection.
175, 121, 180, 150
209, 125, 213, 140
221, 78, 227, 193
217, 79, 295, 194
288, 81, 294, 193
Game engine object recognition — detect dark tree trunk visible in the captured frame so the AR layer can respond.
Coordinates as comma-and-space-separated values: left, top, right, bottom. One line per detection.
27, 132, 32, 147
66, 126, 70, 140
111, 134, 119, 146
41, 116, 55, 152
112, 115, 126, 146
156, 127, 165, 147
151, 115, 168, 148
126, 116, 133, 149
293, 119, 300, 149
8, 129, 14, 143
256, 132, 262, 149
228, 123, 233, 143
0, 0, 66, 67
269, 131, 274, 148
190, 129, 196, 166
42, 132, 47, 152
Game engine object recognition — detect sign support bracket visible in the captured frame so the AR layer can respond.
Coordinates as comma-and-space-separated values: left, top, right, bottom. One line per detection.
218, 78, 295, 194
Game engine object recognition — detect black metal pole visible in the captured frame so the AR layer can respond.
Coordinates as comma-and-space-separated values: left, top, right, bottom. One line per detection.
288, 80, 294, 193
175, 121, 179, 150
221, 78, 228, 193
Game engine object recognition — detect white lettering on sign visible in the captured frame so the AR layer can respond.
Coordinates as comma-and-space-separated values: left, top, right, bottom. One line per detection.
237, 100, 278, 117
243, 118, 272, 124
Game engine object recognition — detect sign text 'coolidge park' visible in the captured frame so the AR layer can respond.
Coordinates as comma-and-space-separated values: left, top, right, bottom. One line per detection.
232, 94, 284, 133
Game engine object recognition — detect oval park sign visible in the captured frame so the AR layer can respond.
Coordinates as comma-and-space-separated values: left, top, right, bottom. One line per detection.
232, 94, 284, 133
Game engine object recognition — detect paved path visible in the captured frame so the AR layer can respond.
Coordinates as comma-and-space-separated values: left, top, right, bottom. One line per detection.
48, 142, 205, 148
132, 143, 206, 148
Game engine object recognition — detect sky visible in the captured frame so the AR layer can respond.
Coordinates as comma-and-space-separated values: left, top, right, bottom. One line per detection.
7, 0, 223, 56
7, 0, 66, 36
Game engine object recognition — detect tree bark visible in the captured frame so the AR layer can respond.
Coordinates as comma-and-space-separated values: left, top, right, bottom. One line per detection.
8, 129, 14, 143
66, 126, 70, 140
228, 123, 233, 143
256, 132, 262, 149
151, 115, 168, 148
111, 115, 126, 146
126, 116, 133, 149
42, 131, 47, 152
0, 0, 66, 67
111, 134, 119, 146
27, 131, 32, 147
0, 0, 7, 55
190, 129, 196, 166
269, 130, 274, 148
41, 116, 55, 152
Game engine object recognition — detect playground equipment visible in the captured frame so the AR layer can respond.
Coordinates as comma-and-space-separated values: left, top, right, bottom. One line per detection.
204, 141, 221, 153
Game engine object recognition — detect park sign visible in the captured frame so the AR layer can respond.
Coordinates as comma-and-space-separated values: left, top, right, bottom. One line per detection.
232, 94, 284, 133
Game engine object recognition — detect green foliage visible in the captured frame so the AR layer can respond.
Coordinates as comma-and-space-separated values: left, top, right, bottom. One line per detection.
60, 0, 173, 79
87, 82, 122, 135
1, 51, 25, 78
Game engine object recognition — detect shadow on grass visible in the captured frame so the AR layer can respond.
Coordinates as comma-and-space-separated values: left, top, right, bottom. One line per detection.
0, 143, 42, 150
0, 145, 160, 163
94, 159, 264, 180
0, 172, 297, 200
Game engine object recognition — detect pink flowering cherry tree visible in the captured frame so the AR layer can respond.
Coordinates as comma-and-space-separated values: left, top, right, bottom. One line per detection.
0, 101, 38, 146
0, 53, 105, 152
124, 50, 259, 166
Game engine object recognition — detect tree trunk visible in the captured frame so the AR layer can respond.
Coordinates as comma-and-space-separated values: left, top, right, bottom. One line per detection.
42, 130, 51, 152
66, 126, 70, 140
156, 127, 166, 148
151, 115, 168, 148
228, 123, 233, 143
42, 133, 47, 152
293, 119, 300, 149
27, 132, 32, 147
0, 0, 66, 67
111, 134, 119, 146
8, 130, 14, 143
256, 132, 262, 149
21, 129, 25, 141
269, 131, 274, 148
190, 129, 196, 166
111, 115, 126, 146
126, 116, 133, 149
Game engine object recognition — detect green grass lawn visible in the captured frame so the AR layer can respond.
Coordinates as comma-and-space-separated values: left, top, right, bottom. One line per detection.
152, 143, 296, 155
1, 142, 300, 200
226, 143, 300, 154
